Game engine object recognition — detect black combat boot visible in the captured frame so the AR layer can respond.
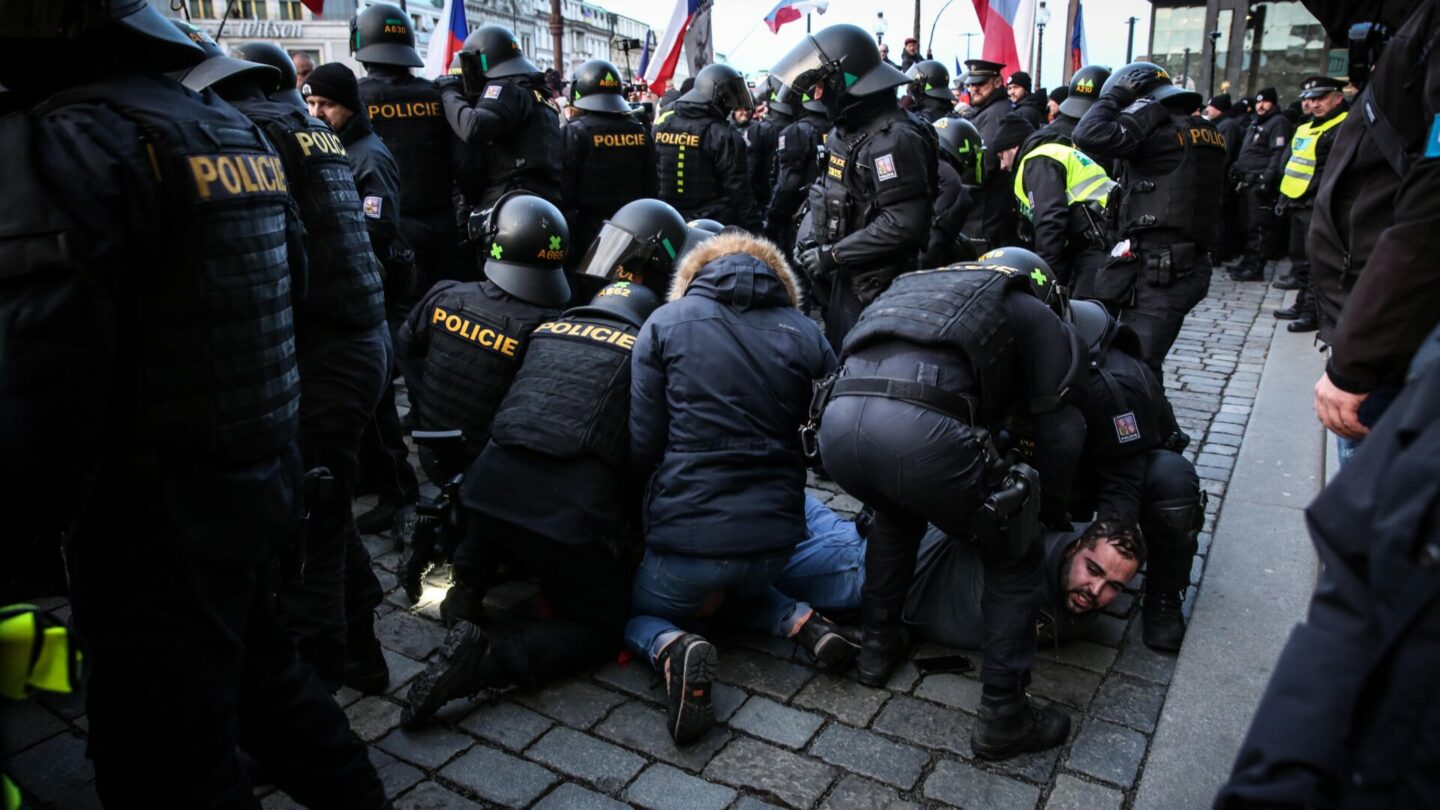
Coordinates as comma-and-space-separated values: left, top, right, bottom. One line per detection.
439, 578, 486, 628
795, 612, 861, 671
1228, 263, 1264, 282
402, 620, 502, 727
656, 633, 717, 745
971, 688, 1071, 760
1273, 303, 1302, 320
855, 625, 909, 687
1141, 496, 1204, 652
1287, 312, 1318, 333
1142, 589, 1187, 652
1270, 274, 1299, 290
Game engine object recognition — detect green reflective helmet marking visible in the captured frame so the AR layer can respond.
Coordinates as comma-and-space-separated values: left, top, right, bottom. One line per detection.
481, 53, 489, 72
490, 243, 504, 259
844, 72, 859, 87
661, 237, 677, 259
549, 235, 562, 250
1030, 268, 1048, 285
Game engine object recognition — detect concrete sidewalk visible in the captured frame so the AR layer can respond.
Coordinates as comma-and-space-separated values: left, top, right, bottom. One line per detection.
1135, 308, 1327, 809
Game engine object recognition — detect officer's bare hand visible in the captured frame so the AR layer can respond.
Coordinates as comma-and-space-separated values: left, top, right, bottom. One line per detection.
1314, 371, 1369, 439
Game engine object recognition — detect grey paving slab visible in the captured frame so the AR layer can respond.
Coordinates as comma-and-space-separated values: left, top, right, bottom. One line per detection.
344, 696, 404, 743
458, 700, 553, 751
871, 694, 973, 758
728, 696, 825, 749
533, 782, 632, 810
792, 674, 892, 727
1044, 775, 1124, 810
594, 701, 732, 772
1, 731, 92, 803
808, 723, 929, 790
714, 649, 815, 701
626, 763, 737, 810
438, 745, 557, 807
375, 725, 474, 770
704, 737, 836, 809
392, 781, 484, 809
818, 774, 922, 810
514, 678, 628, 730
1066, 718, 1148, 788
0, 700, 67, 757
923, 758, 1041, 809
526, 726, 646, 793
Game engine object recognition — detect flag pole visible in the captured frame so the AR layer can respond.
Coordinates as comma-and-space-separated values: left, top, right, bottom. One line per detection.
1062, 0, 1077, 83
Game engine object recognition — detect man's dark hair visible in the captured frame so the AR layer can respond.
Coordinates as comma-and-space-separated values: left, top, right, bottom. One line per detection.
1077, 519, 1147, 564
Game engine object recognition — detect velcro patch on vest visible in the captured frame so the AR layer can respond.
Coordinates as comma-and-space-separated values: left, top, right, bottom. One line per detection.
294, 128, 348, 159
432, 306, 520, 356
367, 101, 441, 120
827, 154, 845, 179
186, 153, 289, 201
1113, 411, 1141, 443
875, 154, 898, 182
484, 84, 503, 100
363, 196, 383, 218
532, 320, 636, 351
778, 134, 786, 150
655, 131, 701, 147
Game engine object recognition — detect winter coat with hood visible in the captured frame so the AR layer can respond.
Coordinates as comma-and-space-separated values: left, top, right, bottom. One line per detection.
630, 231, 837, 558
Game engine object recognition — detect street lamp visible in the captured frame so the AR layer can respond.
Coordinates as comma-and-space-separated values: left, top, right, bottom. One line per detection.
1035, 1, 1051, 89
874, 11, 888, 45
927, 0, 958, 56
1207, 30, 1221, 98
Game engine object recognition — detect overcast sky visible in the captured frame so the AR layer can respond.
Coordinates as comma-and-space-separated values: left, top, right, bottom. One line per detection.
597, 0, 1154, 90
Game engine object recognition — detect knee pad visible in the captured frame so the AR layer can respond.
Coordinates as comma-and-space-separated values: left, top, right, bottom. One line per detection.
1142, 496, 1204, 553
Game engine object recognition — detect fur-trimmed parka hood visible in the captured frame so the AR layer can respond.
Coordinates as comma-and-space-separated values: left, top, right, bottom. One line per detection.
668, 231, 801, 310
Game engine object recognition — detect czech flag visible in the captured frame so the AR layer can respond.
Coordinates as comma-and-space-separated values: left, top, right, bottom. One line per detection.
1070, 1, 1089, 72
970, 0, 1034, 75
424, 0, 469, 79
301, 0, 324, 13
764, 0, 829, 34
643, 0, 698, 96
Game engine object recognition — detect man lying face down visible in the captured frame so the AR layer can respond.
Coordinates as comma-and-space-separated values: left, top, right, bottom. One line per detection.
776, 497, 1146, 649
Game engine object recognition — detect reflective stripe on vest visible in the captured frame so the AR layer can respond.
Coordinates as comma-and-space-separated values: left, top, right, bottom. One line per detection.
1013, 142, 1116, 220
1280, 110, 1349, 199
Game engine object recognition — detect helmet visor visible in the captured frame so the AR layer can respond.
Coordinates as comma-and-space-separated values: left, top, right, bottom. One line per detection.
770, 36, 835, 96
575, 222, 670, 284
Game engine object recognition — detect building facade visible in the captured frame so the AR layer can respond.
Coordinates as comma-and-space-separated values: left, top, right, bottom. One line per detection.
1146, 0, 1339, 103
156, 0, 651, 79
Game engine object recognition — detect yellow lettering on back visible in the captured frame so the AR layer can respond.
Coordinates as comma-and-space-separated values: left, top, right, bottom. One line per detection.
189, 156, 219, 199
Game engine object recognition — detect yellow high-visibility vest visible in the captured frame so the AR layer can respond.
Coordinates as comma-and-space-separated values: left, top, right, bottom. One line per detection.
1013, 143, 1115, 220
1280, 111, 1349, 199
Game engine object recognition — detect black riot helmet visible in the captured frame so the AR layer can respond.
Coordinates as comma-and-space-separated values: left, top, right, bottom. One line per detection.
567, 281, 662, 328
1060, 64, 1110, 117
569, 59, 631, 114
467, 192, 571, 307
687, 218, 725, 234
770, 24, 910, 118
1069, 299, 1116, 353
350, 3, 423, 68
458, 25, 541, 94
169, 20, 279, 96
933, 117, 984, 184
576, 199, 691, 298
756, 74, 794, 122
977, 246, 1066, 317
679, 63, 754, 113
906, 60, 954, 102
231, 40, 307, 110
0, 0, 204, 83
1103, 61, 1201, 112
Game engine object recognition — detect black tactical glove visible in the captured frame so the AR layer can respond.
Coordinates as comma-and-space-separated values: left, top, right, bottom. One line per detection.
1103, 65, 1162, 106
797, 244, 838, 282
434, 75, 463, 93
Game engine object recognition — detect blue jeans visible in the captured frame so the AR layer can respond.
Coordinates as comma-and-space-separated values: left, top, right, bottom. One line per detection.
1334, 384, 1400, 468
625, 550, 810, 666
771, 496, 866, 613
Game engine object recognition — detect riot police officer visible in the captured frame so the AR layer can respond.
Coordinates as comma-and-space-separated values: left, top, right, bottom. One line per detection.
352, 3, 461, 290
437, 25, 562, 209
654, 63, 762, 230
764, 84, 829, 256
1021, 64, 1112, 172
1066, 298, 1205, 651
1228, 86, 1293, 282
732, 86, 780, 212
923, 117, 982, 265
1074, 62, 1227, 376
775, 23, 937, 350
561, 59, 657, 273
1272, 76, 1348, 332
398, 193, 570, 462
960, 58, 1016, 251
814, 259, 1085, 760
0, 3, 385, 805
177, 25, 392, 695
906, 60, 958, 123
571, 197, 694, 303
1011, 139, 1116, 290
402, 282, 661, 726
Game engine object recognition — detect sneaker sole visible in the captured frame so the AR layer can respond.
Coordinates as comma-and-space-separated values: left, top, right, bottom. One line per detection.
812, 632, 862, 670
671, 640, 717, 745
403, 623, 484, 727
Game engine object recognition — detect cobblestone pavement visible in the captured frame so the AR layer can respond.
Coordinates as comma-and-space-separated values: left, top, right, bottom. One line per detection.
2, 274, 1288, 809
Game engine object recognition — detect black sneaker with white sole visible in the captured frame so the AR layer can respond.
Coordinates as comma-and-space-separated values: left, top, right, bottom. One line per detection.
655, 633, 717, 745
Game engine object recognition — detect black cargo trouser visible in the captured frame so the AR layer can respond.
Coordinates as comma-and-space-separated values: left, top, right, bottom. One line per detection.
67, 449, 387, 810
1286, 206, 1317, 317
358, 324, 420, 508
1122, 255, 1213, 381
1238, 186, 1280, 273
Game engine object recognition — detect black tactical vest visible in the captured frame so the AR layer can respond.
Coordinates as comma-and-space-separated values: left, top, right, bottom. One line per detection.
416, 283, 556, 452
791, 116, 826, 187
843, 269, 1029, 422
1119, 114, 1227, 245
35, 79, 300, 460
656, 110, 721, 210
1080, 320, 1163, 460
487, 79, 563, 204
242, 101, 386, 332
360, 73, 454, 217
571, 114, 653, 215
488, 315, 637, 468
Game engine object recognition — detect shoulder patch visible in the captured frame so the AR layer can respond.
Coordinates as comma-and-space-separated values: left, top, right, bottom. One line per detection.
1274, 135, 1286, 147
875, 153, 898, 182
1113, 412, 1141, 444
363, 196, 383, 219
483, 84, 503, 100
778, 134, 786, 150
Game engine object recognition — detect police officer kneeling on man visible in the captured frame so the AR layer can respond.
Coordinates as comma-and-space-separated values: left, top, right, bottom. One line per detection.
176, 25, 394, 693
775, 23, 938, 351
436, 25, 562, 210
1074, 62, 1226, 377
654, 63, 763, 231
402, 281, 660, 726
812, 257, 1086, 760
562, 59, 657, 274
398, 193, 569, 470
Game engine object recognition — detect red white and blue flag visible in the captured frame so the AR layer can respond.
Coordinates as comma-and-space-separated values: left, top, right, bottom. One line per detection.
970, 0, 1036, 76
301, 0, 325, 13
764, 0, 829, 34
1070, 0, 1089, 72
424, 0, 469, 79
644, 0, 699, 96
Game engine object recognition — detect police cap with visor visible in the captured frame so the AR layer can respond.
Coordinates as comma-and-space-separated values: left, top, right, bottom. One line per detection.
770, 23, 911, 117
1299, 75, 1346, 99
350, 3, 423, 68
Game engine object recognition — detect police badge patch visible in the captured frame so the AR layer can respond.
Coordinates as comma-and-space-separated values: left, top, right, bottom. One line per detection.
483, 84, 503, 100
363, 196, 383, 219
875, 154, 898, 181
778, 134, 786, 150
1113, 412, 1141, 443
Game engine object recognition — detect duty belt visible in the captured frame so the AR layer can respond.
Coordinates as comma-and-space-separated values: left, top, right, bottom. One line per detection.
830, 376, 977, 424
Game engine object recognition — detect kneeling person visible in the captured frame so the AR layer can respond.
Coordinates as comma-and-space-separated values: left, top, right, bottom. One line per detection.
403, 282, 659, 727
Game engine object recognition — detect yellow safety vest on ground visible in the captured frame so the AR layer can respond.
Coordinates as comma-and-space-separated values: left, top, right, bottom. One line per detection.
1280, 111, 1349, 199
1013, 142, 1116, 220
